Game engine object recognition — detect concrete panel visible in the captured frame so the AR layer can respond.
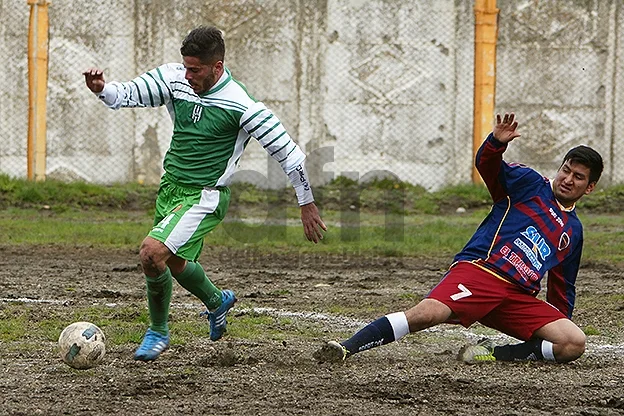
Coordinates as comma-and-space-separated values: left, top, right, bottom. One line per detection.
451, 0, 476, 185
610, 2, 624, 183
45, 0, 137, 182
323, 0, 461, 189
496, 0, 616, 183
0, 1, 29, 177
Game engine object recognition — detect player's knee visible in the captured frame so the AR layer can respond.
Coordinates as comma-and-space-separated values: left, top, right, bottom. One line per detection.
558, 330, 586, 362
568, 330, 586, 358
405, 299, 452, 332
139, 238, 168, 275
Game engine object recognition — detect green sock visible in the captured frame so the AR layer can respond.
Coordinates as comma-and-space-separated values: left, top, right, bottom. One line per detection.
174, 261, 222, 310
145, 268, 173, 335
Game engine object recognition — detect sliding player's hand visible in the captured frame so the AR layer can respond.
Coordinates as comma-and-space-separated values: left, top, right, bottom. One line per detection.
493, 113, 521, 144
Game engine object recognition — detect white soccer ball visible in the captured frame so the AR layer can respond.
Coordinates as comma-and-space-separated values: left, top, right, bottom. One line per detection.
58, 321, 106, 369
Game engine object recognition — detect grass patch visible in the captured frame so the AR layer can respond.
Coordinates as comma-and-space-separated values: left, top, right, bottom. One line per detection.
1, 190, 624, 266
0, 303, 152, 346
0, 174, 155, 211
1, 302, 330, 349
582, 325, 601, 336
0, 174, 622, 265
3, 173, 622, 215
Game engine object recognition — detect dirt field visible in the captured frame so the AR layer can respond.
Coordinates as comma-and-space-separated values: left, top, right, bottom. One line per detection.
1, 245, 623, 416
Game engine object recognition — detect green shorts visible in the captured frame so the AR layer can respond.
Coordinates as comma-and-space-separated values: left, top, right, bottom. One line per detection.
148, 176, 230, 261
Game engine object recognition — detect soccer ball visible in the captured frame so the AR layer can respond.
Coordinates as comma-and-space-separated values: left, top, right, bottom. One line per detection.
58, 321, 106, 369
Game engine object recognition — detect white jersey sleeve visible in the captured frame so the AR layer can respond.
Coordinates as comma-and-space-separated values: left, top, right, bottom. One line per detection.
287, 161, 315, 206
240, 101, 306, 174
96, 63, 179, 110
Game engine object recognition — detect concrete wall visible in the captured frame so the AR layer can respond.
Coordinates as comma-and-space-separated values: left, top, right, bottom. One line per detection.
0, 2, 30, 178
496, 0, 623, 183
0, 0, 622, 188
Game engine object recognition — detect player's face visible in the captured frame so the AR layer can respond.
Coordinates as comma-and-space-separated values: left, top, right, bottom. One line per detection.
552, 160, 595, 207
183, 56, 223, 95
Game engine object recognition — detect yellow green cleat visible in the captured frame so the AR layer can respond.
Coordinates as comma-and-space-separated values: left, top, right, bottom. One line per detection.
458, 338, 496, 363
313, 341, 350, 363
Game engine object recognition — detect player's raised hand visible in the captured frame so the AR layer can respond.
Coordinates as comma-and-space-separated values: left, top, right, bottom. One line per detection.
82, 68, 106, 93
493, 112, 521, 144
300, 202, 327, 244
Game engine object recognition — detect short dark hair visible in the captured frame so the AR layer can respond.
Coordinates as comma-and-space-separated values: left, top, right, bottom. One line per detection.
561, 145, 603, 184
180, 26, 225, 64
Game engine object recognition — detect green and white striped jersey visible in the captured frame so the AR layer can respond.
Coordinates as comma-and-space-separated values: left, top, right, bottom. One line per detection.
98, 63, 306, 188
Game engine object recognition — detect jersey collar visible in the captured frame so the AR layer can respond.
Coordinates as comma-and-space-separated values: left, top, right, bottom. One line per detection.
203, 67, 232, 96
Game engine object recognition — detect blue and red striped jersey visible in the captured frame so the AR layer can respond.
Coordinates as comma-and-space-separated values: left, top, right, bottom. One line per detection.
454, 134, 583, 318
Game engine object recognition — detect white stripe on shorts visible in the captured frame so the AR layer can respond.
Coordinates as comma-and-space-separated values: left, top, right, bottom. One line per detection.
163, 189, 220, 254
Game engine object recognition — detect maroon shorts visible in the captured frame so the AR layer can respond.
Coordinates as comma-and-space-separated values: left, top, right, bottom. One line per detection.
426, 261, 566, 341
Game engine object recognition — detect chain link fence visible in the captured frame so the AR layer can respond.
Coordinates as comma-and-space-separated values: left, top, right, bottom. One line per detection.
496, 0, 623, 184
0, 2, 29, 179
1, 0, 622, 189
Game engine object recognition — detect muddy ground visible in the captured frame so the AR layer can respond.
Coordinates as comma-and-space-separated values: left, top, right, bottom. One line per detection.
1, 245, 623, 416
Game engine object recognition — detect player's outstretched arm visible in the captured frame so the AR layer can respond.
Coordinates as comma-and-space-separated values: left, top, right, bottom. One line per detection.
493, 112, 521, 144
300, 202, 326, 244
82, 68, 105, 94
238, 101, 327, 242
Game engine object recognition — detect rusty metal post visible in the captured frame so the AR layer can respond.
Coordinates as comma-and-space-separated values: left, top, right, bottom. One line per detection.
27, 0, 50, 181
473, 0, 499, 183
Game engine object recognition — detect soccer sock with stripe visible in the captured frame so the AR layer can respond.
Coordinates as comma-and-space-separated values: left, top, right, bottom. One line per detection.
145, 268, 173, 336
493, 339, 556, 362
173, 261, 222, 311
341, 312, 410, 355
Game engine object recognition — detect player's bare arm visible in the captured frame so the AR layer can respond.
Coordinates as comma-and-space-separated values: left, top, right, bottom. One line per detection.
493, 112, 521, 144
300, 202, 326, 244
82, 68, 105, 93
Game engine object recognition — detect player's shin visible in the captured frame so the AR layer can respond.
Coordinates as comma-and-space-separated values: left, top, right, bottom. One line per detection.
493, 339, 555, 362
173, 261, 222, 310
145, 268, 173, 335
342, 312, 410, 356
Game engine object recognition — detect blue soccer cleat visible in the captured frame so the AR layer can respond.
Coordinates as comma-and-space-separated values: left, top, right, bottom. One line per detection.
133, 328, 170, 362
200, 289, 237, 341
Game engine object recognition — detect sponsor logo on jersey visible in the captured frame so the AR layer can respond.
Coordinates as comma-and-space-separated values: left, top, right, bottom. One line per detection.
549, 207, 564, 227
520, 226, 552, 261
558, 232, 570, 251
513, 237, 543, 270
500, 245, 540, 282
191, 105, 203, 123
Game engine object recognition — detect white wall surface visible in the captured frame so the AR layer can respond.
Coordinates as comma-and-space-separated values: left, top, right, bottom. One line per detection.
0, 0, 621, 188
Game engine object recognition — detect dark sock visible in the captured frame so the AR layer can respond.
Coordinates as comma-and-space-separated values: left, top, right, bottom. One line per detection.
146, 269, 173, 335
173, 261, 222, 310
342, 316, 396, 355
493, 339, 545, 361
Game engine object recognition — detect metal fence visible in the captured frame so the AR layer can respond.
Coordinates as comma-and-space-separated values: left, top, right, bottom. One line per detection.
495, 0, 623, 185
1, 2, 30, 179
1, 0, 622, 189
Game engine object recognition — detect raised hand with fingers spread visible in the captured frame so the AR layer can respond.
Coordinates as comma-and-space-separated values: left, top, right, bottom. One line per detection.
493, 112, 521, 144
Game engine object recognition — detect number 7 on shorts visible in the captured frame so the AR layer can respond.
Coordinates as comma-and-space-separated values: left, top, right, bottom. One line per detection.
450, 284, 472, 301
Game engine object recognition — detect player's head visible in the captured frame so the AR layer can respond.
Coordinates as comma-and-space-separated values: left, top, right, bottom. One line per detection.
552, 145, 603, 207
180, 26, 225, 95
